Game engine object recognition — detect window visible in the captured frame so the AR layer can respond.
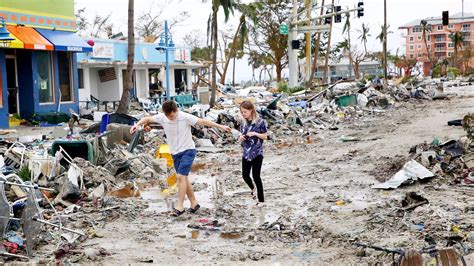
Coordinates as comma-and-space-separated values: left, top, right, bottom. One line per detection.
410, 54, 414, 59
448, 52, 453, 57
410, 45, 414, 51
427, 35, 431, 41
427, 44, 431, 49
462, 24, 471, 31
448, 43, 454, 48
417, 35, 422, 40
412, 26, 421, 33
417, 53, 422, 57
437, 25, 443, 30
78, 69, 84, 89
57, 52, 73, 102
418, 44, 422, 49
37, 51, 54, 103
448, 24, 454, 29
435, 43, 445, 51
409, 36, 414, 42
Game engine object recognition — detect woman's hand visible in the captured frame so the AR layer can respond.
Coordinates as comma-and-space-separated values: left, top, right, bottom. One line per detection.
246, 131, 257, 137
238, 134, 247, 142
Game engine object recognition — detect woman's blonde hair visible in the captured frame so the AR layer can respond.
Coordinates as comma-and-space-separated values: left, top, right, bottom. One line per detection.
240, 100, 258, 125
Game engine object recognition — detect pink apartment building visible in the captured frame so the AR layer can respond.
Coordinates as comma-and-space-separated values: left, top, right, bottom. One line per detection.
399, 12, 474, 75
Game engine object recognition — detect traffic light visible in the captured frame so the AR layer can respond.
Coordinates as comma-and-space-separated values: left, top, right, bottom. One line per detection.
357, 1, 364, 18
324, 10, 331, 24
442, 11, 449, 25
291, 40, 301, 49
335, 6, 342, 23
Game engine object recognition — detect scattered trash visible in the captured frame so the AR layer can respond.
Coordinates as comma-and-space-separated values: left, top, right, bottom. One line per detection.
372, 160, 435, 189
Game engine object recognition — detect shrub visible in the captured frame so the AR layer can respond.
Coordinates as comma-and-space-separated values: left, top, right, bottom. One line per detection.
277, 82, 289, 92
447, 67, 459, 77
432, 65, 442, 78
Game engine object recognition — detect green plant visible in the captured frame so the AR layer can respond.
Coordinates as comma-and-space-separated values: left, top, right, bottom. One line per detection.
447, 67, 459, 77
277, 82, 289, 92
432, 65, 441, 78
18, 166, 31, 182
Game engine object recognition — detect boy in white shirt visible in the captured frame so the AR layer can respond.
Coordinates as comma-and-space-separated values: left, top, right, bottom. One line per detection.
131, 100, 231, 216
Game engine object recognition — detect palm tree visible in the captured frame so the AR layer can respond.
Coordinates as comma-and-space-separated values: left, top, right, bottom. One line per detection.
342, 10, 353, 79
376, 24, 392, 78
219, 2, 261, 85
208, 0, 234, 107
358, 23, 370, 53
420, 20, 433, 76
420, 20, 432, 63
117, 0, 134, 114
449, 31, 464, 68
308, 0, 325, 87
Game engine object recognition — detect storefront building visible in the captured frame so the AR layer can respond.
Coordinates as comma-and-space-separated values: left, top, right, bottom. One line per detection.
77, 38, 200, 104
0, 0, 91, 128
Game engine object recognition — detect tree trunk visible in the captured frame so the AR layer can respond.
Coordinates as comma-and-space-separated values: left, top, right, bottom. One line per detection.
348, 35, 353, 79
322, 0, 334, 83
308, 0, 325, 88
210, 7, 218, 107
354, 62, 360, 79
220, 18, 243, 85
117, 0, 134, 114
232, 56, 236, 86
276, 62, 282, 82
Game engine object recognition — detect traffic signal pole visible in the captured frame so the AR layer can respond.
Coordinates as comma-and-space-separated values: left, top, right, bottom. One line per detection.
305, 0, 312, 84
288, 4, 364, 87
288, 0, 299, 87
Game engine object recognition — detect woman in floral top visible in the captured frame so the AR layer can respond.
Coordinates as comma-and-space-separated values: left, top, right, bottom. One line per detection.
238, 101, 268, 206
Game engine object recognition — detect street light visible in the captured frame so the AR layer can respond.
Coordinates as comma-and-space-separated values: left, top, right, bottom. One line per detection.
155, 20, 175, 100
0, 17, 14, 48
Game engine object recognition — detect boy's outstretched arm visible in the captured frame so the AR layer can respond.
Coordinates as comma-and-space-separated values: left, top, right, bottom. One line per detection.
130, 116, 155, 134
196, 118, 232, 132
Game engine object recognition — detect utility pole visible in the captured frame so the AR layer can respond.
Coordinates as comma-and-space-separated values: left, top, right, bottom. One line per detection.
305, 0, 312, 83
288, 0, 299, 87
383, 0, 388, 80
323, 0, 334, 84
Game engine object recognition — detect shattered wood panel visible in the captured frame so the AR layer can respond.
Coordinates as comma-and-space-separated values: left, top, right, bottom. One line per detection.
400, 249, 422, 266
438, 248, 460, 266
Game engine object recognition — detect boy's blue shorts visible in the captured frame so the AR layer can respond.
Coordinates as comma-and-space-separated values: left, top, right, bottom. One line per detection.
172, 149, 196, 176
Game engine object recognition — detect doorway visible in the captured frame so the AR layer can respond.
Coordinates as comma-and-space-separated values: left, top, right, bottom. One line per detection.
5, 56, 19, 115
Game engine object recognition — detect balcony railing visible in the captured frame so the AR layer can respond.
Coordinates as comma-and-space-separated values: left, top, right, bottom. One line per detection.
435, 38, 446, 43
461, 27, 471, 32
435, 48, 446, 52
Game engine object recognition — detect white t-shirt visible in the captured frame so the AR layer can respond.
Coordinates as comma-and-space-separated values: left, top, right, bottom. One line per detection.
152, 111, 199, 155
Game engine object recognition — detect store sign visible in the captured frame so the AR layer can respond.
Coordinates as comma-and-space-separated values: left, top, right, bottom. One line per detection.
174, 49, 191, 62
67, 46, 83, 52
92, 43, 114, 59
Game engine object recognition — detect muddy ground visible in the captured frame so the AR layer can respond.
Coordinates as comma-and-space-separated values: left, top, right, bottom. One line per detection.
73, 97, 472, 264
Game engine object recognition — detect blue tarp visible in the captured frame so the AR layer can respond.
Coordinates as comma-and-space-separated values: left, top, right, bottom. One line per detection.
36, 29, 92, 52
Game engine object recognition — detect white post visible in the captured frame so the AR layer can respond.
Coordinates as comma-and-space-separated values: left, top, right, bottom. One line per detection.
288, 0, 299, 87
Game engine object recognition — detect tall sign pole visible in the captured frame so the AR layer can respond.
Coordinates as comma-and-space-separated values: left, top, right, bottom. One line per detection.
305, 0, 312, 83
288, 0, 299, 87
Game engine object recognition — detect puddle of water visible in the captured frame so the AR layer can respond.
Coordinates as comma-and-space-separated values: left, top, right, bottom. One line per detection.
141, 174, 217, 212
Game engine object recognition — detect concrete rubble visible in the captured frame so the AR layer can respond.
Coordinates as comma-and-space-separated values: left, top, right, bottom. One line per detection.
0, 77, 472, 264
